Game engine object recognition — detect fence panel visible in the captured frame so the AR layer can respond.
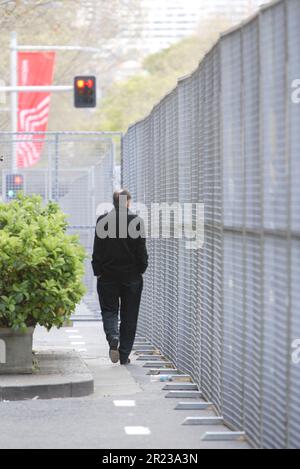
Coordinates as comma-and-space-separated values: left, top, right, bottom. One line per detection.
122, 0, 299, 449
287, 0, 300, 450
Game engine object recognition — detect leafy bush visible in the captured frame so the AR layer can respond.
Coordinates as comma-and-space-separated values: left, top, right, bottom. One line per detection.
0, 195, 86, 331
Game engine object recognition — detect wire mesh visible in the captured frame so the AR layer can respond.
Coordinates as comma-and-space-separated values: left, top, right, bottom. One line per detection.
121, 0, 300, 449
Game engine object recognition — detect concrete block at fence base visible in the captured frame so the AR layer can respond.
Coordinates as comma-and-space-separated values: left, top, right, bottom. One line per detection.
175, 402, 213, 411
134, 338, 150, 345
149, 373, 191, 382
143, 361, 174, 368
183, 416, 224, 426
147, 369, 181, 376
136, 355, 164, 361
133, 345, 157, 352
201, 432, 246, 442
134, 350, 161, 356
0, 327, 34, 375
0, 350, 94, 401
162, 383, 198, 391
170, 375, 193, 383
165, 390, 202, 399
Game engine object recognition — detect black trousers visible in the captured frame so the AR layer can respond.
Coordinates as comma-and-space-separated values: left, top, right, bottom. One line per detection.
97, 275, 143, 361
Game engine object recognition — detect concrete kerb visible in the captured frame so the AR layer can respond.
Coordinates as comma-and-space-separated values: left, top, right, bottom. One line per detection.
0, 351, 94, 401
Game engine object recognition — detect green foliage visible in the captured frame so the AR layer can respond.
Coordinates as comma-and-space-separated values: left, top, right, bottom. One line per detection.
0, 195, 86, 332
97, 18, 231, 133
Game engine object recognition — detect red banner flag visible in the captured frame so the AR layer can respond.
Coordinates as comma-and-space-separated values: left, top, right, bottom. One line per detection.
17, 52, 55, 168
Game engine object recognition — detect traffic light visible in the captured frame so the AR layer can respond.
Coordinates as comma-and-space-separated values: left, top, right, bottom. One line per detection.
74, 76, 96, 108
5, 174, 24, 201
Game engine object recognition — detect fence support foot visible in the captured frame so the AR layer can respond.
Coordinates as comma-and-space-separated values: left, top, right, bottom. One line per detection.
201, 431, 246, 442
147, 369, 181, 376
183, 416, 223, 426
136, 355, 164, 361
162, 383, 198, 391
143, 361, 173, 368
165, 390, 202, 399
175, 402, 213, 410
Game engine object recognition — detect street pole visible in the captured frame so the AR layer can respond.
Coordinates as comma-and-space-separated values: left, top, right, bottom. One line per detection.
10, 31, 17, 173
0, 86, 73, 92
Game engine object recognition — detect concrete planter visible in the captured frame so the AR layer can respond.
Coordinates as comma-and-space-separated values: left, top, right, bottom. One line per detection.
0, 327, 34, 375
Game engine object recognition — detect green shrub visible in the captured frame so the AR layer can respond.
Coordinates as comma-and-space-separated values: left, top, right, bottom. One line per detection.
0, 194, 86, 332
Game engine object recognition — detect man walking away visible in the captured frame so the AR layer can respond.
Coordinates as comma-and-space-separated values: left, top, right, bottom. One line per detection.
92, 189, 148, 365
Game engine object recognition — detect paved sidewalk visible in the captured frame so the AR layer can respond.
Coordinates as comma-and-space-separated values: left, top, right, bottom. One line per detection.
0, 321, 251, 449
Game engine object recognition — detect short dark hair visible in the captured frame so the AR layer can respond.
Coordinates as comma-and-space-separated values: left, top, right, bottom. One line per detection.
113, 189, 132, 208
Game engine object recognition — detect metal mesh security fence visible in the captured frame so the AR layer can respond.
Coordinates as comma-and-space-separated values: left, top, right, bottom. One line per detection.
0, 131, 115, 319
122, 0, 300, 449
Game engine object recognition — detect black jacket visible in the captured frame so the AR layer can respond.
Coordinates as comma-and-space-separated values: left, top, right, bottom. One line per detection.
92, 208, 148, 280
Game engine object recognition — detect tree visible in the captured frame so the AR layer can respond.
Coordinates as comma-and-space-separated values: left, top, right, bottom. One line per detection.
0, 194, 86, 331
93, 17, 232, 133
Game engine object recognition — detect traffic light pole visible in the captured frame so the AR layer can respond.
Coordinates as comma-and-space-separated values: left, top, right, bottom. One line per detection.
10, 32, 17, 173
3, 86, 73, 92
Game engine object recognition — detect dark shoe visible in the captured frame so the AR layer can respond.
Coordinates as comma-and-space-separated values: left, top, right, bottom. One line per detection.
120, 358, 131, 365
109, 337, 120, 364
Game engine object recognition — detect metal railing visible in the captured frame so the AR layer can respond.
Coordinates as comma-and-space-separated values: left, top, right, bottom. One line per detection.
121, 0, 300, 449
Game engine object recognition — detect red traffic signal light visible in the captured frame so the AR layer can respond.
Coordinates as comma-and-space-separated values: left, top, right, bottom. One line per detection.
6, 174, 24, 201
14, 175, 23, 186
76, 79, 85, 89
74, 76, 96, 108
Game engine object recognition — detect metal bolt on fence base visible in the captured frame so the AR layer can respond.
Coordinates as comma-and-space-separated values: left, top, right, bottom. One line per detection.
183, 416, 224, 426
201, 432, 246, 442
175, 402, 213, 411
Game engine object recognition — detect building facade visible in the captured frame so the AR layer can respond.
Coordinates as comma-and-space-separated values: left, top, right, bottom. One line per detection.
135, 0, 266, 55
